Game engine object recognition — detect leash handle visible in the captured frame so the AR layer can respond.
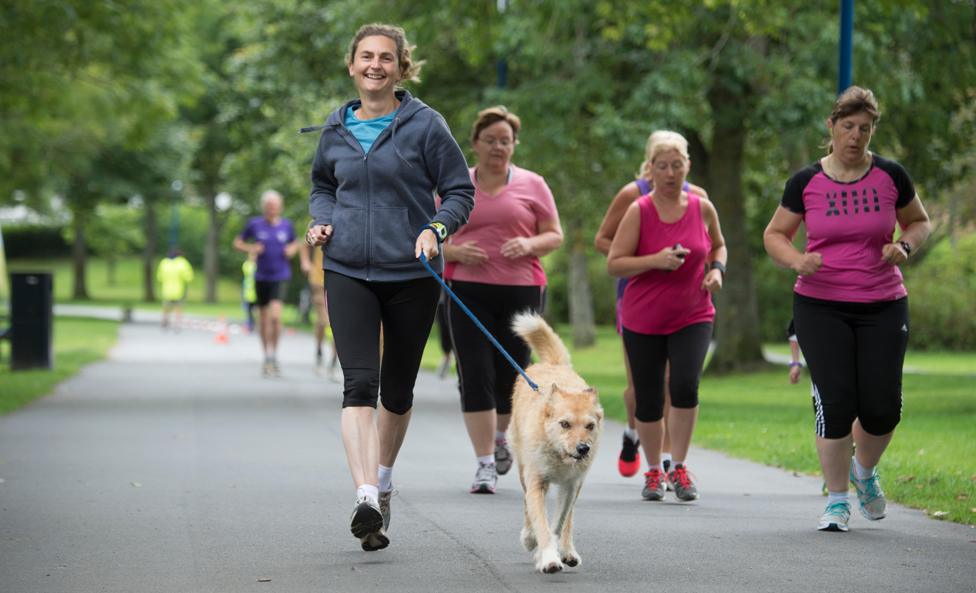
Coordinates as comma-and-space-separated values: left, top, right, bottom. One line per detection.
418, 253, 539, 392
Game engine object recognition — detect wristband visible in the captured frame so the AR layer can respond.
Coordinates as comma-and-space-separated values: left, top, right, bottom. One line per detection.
789, 361, 804, 368
897, 240, 912, 257
708, 260, 726, 278
422, 221, 448, 242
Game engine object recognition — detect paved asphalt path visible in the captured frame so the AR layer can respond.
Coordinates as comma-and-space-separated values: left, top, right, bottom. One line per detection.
1, 322, 974, 593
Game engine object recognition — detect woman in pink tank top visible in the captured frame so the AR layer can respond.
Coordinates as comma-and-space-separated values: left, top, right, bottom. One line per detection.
607, 130, 727, 503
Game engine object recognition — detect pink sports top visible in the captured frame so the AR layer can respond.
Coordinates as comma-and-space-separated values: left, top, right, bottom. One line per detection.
621, 193, 715, 335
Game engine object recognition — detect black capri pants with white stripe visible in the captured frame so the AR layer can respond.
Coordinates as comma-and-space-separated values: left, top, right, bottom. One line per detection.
793, 293, 909, 439
447, 281, 544, 414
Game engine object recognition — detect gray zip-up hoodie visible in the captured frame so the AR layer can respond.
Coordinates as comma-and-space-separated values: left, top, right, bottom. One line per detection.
308, 90, 474, 282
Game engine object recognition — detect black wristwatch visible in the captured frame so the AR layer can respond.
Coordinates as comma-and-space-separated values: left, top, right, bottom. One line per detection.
897, 240, 912, 257
709, 260, 726, 278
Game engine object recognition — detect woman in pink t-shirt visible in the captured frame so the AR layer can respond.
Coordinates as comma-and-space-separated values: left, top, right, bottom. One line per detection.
764, 87, 931, 533
607, 131, 727, 503
442, 106, 564, 494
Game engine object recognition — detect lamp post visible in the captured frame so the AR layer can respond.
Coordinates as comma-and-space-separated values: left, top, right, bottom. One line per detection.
169, 179, 183, 250
838, 0, 854, 94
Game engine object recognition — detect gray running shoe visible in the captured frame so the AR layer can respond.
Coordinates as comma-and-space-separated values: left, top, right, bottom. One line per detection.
350, 497, 388, 551
667, 463, 699, 501
378, 488, 397, 531
470, 462, 497, 494
850, 462, 886, 520
817, 500, 851, 532
495, 441, 513, 475
641, 468, 666, 501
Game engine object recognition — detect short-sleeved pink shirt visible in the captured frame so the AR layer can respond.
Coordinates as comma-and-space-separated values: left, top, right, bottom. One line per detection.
444, 165, 558, 286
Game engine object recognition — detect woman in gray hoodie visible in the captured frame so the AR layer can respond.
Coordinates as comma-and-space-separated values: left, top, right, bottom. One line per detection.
305, 23, 474, 552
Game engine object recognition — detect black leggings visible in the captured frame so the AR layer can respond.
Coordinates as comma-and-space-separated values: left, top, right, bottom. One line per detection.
325, 271, 441, 415
622, 323, 713, 422
793, 293, 908, 439
447, 281, 544, 414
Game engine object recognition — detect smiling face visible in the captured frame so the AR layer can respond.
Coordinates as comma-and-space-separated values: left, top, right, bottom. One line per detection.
828, 110, 875, 165
649, 149, 689, 195
472, 119, 516, 173
347, 34, 400, 98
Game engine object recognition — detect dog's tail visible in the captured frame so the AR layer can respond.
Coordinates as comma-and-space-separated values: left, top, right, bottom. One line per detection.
511, 312, 570, 366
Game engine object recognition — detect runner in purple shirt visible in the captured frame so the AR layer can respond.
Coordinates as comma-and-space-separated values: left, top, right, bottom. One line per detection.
234, 190, 300, 377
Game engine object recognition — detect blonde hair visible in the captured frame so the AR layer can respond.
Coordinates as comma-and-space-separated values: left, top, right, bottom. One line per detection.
637, 130, 689, 178
345, 23, 423, 84
470, 105, 522, 144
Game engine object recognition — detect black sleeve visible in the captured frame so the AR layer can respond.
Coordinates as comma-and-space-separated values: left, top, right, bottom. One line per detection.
873, 155, 917, 209
780, 166, 818, 214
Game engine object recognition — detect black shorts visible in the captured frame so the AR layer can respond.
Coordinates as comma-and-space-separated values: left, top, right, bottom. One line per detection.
255, 280, 287, 307
793, 293, 909, 439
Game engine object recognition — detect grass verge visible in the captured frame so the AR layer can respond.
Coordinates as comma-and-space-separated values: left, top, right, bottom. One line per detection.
0, 317, 120, 414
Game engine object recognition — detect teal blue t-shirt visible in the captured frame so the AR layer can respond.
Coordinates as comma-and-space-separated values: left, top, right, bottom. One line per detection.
344, 107, 397, 154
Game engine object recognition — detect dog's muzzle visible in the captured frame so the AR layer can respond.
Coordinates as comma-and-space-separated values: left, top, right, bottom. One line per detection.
571, 443, 591, 460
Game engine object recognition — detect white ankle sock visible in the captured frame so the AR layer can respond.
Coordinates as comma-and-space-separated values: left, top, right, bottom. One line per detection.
378, 465, 393, 493
662, 452, 673, 465
357, 484, 379, 504
477, 454, 495, 466
495, 431, 507, 444
826, 491, 849, 505
623, 427, 638, 441
852, 457, 875, 480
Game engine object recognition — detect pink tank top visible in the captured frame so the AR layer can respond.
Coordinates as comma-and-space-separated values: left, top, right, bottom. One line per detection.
621, 194, 715, 335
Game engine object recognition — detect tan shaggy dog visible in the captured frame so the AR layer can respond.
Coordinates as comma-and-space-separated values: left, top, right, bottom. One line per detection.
509, 312, 603, 574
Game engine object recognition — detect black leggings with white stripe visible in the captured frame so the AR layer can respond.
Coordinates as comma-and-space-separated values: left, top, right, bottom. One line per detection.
793, 293, 909, 439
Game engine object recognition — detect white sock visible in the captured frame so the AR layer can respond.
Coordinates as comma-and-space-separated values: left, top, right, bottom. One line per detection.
357, 484, 379, 505
852, 457, 875, 480
378, 465, 393, 493
661, 452, 673, 465
827, 491, 849, 505
650, 462, 665, 473
623, 427, 638, 441
477, 454, 495, 466
495, 431, 507, 444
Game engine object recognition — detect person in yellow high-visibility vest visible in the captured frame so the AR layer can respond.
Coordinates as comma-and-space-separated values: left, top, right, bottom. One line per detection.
156, 247, 194, 330
242, 251, 258, 333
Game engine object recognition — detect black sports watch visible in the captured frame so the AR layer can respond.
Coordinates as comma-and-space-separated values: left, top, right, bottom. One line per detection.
424, 221, 448, 242
708, 260, 726, 278
897, 240, 912, 257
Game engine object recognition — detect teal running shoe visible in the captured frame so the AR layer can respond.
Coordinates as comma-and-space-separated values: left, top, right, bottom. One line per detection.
850, 463, 887, 520
817, 500, 851, 532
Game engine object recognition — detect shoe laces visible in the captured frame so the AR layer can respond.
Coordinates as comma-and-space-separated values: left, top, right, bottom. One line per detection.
670, 465, 693, 489
644, 468, 664, 488
824, 500, 850, 518
475, 463, 496, 482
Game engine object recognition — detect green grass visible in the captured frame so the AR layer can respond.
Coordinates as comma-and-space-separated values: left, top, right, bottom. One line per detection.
0, 317, 119, 414
765, 343, 976, 376
562, 326, 976, 525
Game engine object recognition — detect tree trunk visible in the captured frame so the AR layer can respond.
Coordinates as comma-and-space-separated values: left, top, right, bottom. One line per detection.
107, 257, 116, 287
705, 73, 766, 373
142, 200, 158, 302
204, 187, 220, 303
567, 227, 595, 348
71, 208, 89, 300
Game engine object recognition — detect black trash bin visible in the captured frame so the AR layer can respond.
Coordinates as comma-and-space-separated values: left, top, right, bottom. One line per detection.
10, 272, 53, 370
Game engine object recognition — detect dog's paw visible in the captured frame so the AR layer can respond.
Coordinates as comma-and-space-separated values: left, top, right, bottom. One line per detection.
520, 526, 537, 551
535, 548, 563, 574
560, 549, 581, 567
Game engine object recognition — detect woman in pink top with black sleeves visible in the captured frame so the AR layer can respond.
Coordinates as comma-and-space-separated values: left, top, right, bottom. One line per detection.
764, 87, 931, 533
607, 130, 727, 503
443, 106, 564, 495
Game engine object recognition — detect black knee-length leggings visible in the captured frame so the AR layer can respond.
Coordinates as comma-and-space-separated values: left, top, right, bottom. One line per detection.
446, 281, 544, 414
622, 322, 713, 422
793, 293, 908, 439
325, 271, 441, 415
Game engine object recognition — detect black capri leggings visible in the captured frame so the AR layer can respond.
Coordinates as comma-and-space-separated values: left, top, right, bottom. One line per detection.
793, 293, 908, 439
622, 322, 713, 422
325, 270, 441, 415
447, 281, 544, 414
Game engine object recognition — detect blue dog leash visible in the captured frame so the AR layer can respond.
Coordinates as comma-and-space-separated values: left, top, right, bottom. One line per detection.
418, 252, 539, 392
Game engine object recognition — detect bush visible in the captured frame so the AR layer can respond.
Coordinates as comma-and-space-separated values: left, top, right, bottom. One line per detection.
903, 233, 976, 350
1, 223, 71, 258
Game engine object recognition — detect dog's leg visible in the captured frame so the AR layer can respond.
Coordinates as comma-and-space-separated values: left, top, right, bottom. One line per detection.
518, 463, 537, 551
524, 472, 562, 574
555, 482, 583, 567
